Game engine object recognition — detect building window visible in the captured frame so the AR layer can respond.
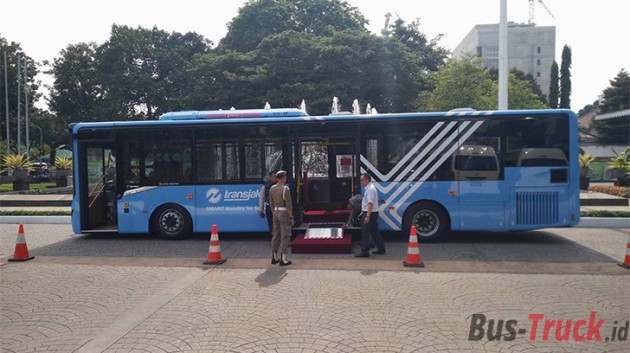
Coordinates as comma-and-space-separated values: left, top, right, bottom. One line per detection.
476, 46, 483, 56
537, 47, 541, 54
536, 72, 540, 78
537, 59, 541, 66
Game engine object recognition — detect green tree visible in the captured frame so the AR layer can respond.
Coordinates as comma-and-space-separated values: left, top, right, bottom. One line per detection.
417, 56, 496, 111
219, 0, 367, 53
417, 56, 547, 112
507, 73, 547, 110
47, 42, 102, 123
96, 25, 211, 120
548, 60, 559, 108
189, 29, 429, 115
592, 69, 630, 144
599, 69, 629, 113
559, 45, 572, 109
48, 25, 212, 122
489, 68, 547, 105
387, 18, 448, 72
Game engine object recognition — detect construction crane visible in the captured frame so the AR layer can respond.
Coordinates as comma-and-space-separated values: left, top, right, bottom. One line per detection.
529, 0, 555, 24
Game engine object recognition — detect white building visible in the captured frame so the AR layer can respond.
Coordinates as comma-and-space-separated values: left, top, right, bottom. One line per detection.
453, 22, 556, 96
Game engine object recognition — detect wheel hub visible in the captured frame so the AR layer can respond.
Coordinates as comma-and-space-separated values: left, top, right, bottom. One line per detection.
160, 210, 183, 233
413, 210, 439, 237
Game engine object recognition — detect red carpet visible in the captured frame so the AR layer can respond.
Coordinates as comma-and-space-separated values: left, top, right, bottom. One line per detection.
292, 232, 353, 254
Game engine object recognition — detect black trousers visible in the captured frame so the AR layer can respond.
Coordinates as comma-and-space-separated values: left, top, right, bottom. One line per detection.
360, 212, 385, 253
265, 204, 273, 231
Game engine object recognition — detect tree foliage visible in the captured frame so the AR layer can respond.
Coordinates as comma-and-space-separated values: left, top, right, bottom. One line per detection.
592, 69, 630, 144
548, 60, 559, 109
387, 18, 448, 72
188, 29, 429, 114
48, 25, 212, 123
43, 1, 449, 122
95, 25, 211, 120
559, 45, 572, 109
598, 69, 629, 113
417, 56, 495, 111
47, 42, 102, 123
219, 0, 368, 53
417, 56, 547, 112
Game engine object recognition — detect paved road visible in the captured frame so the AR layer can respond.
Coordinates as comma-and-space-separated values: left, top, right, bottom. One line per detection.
1, 225, 628, 353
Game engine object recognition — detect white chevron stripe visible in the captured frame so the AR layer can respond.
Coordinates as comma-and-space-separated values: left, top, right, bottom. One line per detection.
392, 122, 458, 182
360, 121, 446, 182
378, 202, 399, 230
361, 122, 457, 194
382, 121, 472, 208
375, 121, 473, 229
390, 121, 485, 223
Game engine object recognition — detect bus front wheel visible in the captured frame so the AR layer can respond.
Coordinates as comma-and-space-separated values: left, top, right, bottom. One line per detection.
403, 202, 449, 242
152, 204, 192, 240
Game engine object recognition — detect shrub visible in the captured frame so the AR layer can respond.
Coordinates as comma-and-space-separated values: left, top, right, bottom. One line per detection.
1, 153, 34, 173
588, 185, 630, 198
581, 210, 630, 218
54, 156, 73, 170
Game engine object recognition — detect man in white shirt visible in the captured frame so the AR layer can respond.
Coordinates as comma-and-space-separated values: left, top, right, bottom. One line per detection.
355, 173, 386, 257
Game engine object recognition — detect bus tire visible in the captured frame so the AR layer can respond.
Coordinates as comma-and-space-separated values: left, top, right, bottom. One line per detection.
403, 202, 449, 242
151, 204, 192, 240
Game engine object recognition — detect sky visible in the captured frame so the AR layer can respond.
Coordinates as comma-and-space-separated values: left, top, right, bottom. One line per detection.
1, 0, 628, 112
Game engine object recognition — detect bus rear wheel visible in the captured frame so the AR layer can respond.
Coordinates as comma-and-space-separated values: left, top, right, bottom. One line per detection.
403, 202, 449, 242
152, 204, 192, 240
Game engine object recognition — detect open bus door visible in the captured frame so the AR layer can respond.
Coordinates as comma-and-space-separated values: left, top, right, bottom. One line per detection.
78, 143, 118, 232
296, 138, 356, 210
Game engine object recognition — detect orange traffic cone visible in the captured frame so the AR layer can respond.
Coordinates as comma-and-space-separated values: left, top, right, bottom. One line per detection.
403, 226, 424, 268
618, 231, 630, 269
8, 224, 34, 262
203, 224, 226, 265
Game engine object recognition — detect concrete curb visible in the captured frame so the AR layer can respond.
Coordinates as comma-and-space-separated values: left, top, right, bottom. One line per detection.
0, 216, 71, 224
576, 217, 629, 228
0, 216, 627, 228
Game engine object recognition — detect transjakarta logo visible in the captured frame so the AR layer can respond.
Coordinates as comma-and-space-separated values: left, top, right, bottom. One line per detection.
206, 188, 260, 204
206, 188, 222, 204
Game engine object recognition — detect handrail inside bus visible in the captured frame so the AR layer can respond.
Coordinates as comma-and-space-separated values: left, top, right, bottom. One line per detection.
88, 174, 106, 209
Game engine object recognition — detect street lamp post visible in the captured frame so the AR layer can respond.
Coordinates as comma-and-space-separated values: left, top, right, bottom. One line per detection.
3, 51, 9, 156
30, 123, 42, 149
498, 0, 509, 110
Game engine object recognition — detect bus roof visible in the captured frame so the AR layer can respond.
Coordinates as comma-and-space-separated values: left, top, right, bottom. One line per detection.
158, 108, 309, 120
71, 108, 576, 134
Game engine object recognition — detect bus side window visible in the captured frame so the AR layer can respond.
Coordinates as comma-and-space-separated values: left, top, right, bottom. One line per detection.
504, 117, 569, 167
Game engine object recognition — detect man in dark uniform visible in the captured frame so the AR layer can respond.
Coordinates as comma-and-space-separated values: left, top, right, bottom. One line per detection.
269, 170, 295, 266
259, 171, 277, 231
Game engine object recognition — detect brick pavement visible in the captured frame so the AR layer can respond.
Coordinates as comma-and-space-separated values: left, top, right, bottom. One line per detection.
1, 264, 628, 353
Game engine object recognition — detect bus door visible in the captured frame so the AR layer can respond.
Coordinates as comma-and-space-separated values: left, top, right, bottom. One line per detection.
297, 138, 355, 209
455, 120, 507, 230
79, 143, 118, 231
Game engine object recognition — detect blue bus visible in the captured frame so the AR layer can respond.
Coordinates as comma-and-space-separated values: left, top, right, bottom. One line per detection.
70, 108, 580, 241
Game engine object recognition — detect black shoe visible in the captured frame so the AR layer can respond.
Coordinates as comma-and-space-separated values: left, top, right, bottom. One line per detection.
354, 252, 370, 258
271, 258, 280, 265
372, 249, 386, 255
279, 259, 292, 266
